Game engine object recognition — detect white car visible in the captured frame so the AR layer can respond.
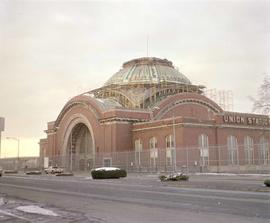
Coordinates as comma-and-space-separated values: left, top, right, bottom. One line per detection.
44, 166, 63, 174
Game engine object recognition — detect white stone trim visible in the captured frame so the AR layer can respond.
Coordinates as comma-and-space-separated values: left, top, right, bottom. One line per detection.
217, 124, 270, 131
133, 122, 216, 132
133, 122, 270, 132
101, 121, 131, 125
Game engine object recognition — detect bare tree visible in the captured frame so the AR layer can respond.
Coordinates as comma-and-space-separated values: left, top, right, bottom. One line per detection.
250, 75, 270, 115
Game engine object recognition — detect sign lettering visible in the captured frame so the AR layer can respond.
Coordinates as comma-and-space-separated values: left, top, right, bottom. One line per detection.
223, 115, 270, 127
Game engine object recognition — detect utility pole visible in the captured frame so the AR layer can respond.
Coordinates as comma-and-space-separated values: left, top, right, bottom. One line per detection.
173, 114, 177, 172
0, 117, 5, 159
70, 131, 73, 172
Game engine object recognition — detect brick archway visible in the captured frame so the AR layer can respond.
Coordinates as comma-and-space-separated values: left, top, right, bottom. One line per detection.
62, 114, 95, 170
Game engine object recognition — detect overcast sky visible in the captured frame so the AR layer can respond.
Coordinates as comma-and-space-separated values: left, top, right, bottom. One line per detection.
0, 0, 269, 157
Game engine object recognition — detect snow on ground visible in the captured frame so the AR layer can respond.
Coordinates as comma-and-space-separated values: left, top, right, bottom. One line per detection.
93, 167, 120, 171
16, 205, 58, 217
0, 209, 30, 221
0, 198, 5, 206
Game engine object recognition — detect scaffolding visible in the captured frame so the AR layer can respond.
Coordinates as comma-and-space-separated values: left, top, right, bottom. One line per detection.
203, 89, 234, 111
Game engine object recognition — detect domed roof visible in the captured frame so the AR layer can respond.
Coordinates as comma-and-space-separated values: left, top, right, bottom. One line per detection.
104, 57, 191, 86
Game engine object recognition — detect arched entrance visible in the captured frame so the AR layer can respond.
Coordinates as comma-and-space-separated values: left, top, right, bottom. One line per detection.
67, 123, 94, 171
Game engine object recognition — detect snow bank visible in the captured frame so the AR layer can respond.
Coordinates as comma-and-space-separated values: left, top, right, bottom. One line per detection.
16, 205, 58, 217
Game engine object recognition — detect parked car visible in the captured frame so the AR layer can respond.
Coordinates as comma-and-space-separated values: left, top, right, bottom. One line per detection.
0, 167, 2, 177
44, 166, 63, 174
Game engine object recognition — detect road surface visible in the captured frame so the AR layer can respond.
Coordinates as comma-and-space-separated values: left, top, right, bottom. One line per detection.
0, 174, 269, 223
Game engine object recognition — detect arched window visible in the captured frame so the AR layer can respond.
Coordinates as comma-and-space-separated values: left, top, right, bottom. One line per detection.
150, 136, 156, 146
165, 135, 174, 166
227, 136, 238, 165
166, 135, 174, 148
244, 136, 254, 165
259, 136, 269, 165
198, 134, 209, 166
134, 139, 143, 167
149, 137, 158, 168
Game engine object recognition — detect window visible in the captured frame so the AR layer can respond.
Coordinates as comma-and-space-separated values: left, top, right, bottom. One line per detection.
227, 136, 238, 165
149, 137, 157, 149
259, 136, 269, 165
135, 139, 143, 167
198, 134, 209, 166
165, 135, 175, 166
166, 135, 174, 148
149, 137, 158, 158
244, 136, 254, 165
149, 137, 158, 168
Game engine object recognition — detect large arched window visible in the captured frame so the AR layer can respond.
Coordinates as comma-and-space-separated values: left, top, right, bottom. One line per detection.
244, 136, 254, 165
259, 136, 269, 165
165, 135, 174, 166
134, 139, 143, 167
149, 137, 158, 168
227, 136, 238, 165
198, 134, 209, 166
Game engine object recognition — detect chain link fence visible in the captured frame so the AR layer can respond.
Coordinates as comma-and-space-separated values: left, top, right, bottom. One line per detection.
0, 144, 269, 173
0, 157, 41, 171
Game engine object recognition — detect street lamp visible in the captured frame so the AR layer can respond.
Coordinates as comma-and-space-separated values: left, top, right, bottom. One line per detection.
6, 137, 20, 170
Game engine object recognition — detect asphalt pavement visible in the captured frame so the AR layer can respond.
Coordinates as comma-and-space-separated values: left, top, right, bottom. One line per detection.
0, 173, 269, 223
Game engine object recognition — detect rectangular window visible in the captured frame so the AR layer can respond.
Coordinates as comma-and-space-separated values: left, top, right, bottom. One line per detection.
166, 147, 172, 158
259, 137, 269, 165
227, 136, 238, 165
198, 134, 209, 166
244, 136, 254, 165
228, 150, 237, 165
135, 139, 142, 167
150, 148, 158, 158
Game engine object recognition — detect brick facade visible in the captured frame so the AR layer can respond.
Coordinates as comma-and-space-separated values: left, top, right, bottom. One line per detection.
40, 57, 270, 172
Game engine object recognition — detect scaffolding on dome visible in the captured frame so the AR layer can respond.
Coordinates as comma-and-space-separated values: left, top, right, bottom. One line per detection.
203, 89, 234, 111
90, 82, 204, 109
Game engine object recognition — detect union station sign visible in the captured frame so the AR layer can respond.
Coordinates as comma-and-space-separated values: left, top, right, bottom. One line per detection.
223, 115, 270, 126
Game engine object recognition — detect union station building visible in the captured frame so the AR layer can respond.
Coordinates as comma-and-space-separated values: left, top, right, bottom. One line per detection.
40, 57, 270, 172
